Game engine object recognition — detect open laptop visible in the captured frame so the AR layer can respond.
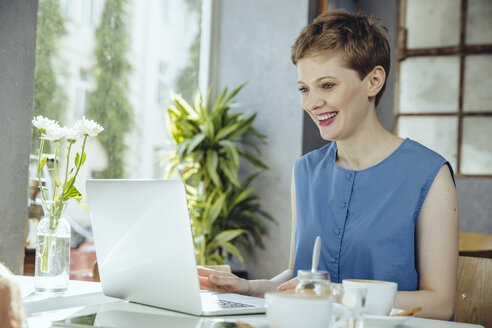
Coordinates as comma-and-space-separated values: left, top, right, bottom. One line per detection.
86, 179, 265, 316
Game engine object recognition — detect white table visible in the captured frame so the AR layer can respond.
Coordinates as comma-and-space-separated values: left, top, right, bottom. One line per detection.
14, 276, 484, 328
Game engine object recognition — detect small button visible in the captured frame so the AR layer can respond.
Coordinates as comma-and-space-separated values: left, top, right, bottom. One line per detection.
346, 173, 352, 180
335, 229, 340, 236
331, 257, 336, 263
340, 202, 347, 208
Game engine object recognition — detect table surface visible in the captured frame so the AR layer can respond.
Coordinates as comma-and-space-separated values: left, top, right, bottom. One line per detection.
14, 276, 484, 328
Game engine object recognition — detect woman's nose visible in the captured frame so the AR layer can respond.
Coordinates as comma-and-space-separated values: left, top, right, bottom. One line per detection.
304, 92, 325, 112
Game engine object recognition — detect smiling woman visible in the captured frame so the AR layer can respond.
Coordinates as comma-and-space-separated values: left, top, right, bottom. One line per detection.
287, 10, 458, 320
296, 52, 386, 144
198, 9, 459, 321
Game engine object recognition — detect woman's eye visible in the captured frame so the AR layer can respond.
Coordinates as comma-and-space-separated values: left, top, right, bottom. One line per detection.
298, 87, 308, 94
322, 83, 334, 90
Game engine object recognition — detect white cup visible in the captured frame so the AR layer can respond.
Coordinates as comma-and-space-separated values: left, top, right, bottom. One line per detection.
342, 279, 397, 316
265, 292, 349, 328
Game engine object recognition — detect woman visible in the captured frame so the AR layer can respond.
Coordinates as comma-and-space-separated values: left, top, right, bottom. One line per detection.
199, 9, 458, 320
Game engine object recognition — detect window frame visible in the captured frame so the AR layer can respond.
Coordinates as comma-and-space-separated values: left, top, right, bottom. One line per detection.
394, 0, 492, 178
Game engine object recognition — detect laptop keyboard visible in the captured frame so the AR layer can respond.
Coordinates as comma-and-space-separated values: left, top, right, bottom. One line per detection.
217, 299, 255, 308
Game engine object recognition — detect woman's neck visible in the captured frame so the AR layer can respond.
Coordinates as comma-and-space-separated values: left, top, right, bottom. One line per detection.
335, 116, 403, 171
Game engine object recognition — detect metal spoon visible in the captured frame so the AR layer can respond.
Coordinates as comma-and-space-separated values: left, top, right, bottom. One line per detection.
311, 236, 322, 273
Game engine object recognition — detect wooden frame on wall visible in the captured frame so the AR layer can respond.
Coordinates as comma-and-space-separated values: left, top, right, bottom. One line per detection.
394, 0, 492, 178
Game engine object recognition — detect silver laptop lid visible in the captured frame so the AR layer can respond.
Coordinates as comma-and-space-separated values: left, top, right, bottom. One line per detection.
86, 179, 203, 315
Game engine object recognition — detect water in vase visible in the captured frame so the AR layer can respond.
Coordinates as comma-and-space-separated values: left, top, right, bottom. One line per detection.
34, 234, 70, 292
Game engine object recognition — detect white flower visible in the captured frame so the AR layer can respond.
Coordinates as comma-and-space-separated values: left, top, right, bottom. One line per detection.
32, 115, 58, 133
75, 116, 104, 137
43, 123, 65, 141
64, 127, 83, 143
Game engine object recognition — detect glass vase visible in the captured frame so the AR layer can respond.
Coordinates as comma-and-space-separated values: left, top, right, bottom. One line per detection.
34, 201, 71, 292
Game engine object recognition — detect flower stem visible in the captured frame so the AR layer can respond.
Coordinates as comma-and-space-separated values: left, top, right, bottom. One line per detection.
40, 234, 52, 273
60, 135, 86, 201
37, 138, 47, 206
63, 142, 73, 190
52, 141, 60, 201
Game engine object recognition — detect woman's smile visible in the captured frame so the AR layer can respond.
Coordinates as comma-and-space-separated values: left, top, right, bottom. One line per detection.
317, 111, 338, 126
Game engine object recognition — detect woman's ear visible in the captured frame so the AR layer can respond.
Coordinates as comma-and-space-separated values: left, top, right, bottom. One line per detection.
367, 66, 386, 98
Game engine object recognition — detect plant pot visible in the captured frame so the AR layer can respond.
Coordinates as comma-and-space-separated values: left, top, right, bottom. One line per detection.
34, 201, 71, 292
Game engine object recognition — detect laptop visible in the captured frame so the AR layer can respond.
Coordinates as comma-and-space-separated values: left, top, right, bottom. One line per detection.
86, 179, 266, 316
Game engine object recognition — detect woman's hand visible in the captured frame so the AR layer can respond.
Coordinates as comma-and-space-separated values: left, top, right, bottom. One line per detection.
198, 267, 250, 295
277, 277, 298, 292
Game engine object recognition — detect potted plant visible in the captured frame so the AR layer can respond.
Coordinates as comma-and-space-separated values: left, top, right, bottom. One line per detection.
166, 84, 274, 266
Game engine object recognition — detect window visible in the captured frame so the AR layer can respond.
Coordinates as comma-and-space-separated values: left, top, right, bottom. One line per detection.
31, 0, 203, 230
157, 81, 168, 105
82, 0, 96, 26
395, 0, 492, 177
76, 68, 92, 118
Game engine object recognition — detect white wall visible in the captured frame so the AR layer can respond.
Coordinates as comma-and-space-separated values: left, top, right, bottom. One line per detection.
0, 0, 38, 274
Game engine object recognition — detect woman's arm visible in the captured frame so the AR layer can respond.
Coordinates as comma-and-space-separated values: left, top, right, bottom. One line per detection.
394, 164, 459, 320
289, 168, 296, 271
198, 169, 298, 297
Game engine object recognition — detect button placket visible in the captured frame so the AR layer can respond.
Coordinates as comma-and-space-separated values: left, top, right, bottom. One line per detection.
334, 170, 354, 283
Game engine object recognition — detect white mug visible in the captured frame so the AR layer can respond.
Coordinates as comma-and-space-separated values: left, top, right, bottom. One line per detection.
342, 279, 397, 316
265, 292, 349, 328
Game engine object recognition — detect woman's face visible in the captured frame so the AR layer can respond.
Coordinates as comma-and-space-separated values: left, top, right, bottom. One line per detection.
297, 52, 372, 141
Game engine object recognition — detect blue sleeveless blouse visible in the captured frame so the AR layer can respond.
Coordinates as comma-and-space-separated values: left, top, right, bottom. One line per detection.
293, 138, 453, 291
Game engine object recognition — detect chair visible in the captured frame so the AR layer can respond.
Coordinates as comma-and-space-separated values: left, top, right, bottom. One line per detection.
455, 256, 492, 327
459, 232, 492, 259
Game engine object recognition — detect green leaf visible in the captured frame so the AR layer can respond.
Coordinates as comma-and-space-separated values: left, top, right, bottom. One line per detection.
204, 192, 226, 233
172, 93, 194, 116
231, 187, 255, 208
75, 152, 80, 167
175, 120, 198, 138
73, 198, 88, 211
215, 120, 243, 141
62, 185, 81, 201
39, 156, 47, 170
206, 150, 221, 188
65, 176, 75, 190
241, 172, 261, 189
54, 175, 63, 188
218, 83, 245, 110
177, 139, 192, 160
194, 92, 208, 122
241, 139, 261, 154
219, 161, 240, 187
206, 253, 225, 265
80, 152, 86, 166
218, 140, 239, 168
212, 87, 228, 112
203, 120, 214, 140
238, 149, 269, 169
229, 114, 256, 139
207, 229, 245, 252
220, 241, 244, 263
248, 127, 267, 140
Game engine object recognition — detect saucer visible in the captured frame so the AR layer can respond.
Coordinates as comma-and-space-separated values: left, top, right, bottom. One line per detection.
364, 308, 411, 328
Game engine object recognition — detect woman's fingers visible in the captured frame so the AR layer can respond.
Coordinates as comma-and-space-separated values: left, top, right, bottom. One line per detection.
197, 266, 219, 278
197, 267, 248, 294
210, 275, 249, 294
277, 277, 298, 292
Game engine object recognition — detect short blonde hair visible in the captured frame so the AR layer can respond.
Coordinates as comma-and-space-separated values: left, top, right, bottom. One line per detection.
291, 9, 390, 106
